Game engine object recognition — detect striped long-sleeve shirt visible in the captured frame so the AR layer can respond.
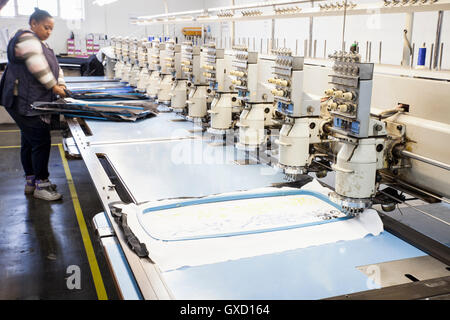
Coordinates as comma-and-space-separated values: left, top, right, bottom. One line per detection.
14, 30, 65, 90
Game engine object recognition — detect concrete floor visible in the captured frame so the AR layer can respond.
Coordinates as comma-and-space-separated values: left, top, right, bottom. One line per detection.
0, 123, 119, 300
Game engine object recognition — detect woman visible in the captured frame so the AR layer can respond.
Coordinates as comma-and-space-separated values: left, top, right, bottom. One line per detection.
0, 8, 67, 201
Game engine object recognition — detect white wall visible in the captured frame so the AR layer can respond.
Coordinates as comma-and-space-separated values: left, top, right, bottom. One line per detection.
203, 0, 450, 69
97, 0, 208, 42
1, 0, 449, 68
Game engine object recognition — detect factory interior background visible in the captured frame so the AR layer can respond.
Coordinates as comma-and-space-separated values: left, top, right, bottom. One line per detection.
0, 0, 449, 304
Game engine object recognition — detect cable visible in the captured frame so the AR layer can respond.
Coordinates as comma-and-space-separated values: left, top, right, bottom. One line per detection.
380, 172, 450, 205
379, 189, 450, 227
371, 105, 405, 120
397, 203, 404, 216
403, 29, 413, 56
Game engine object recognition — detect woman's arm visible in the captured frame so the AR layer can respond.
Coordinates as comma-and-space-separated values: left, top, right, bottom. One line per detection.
14, 31, 57, 90
57, 67, 66, 88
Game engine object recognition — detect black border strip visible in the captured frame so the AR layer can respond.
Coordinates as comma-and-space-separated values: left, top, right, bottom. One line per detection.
378, 212, 450, 266
327, 276, 450, 300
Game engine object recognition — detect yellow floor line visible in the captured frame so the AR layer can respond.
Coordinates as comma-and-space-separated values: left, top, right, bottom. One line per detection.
0, 144, 60, 149
0, 130, 20, 133
58, 143, 108, 300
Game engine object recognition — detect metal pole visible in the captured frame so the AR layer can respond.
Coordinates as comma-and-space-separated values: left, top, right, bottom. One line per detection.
341, 0, 347, 51
231, 0, 235, 46
433, 11, 444, 70
324, 40, 327, 58
201, 24, 205, 44
309, 1, 314, 57
163, 0, 169, 38
429, 43, 434, 69
314, 39, 317, 58
401, 150, 450, 171
439, 42, 444, 70
271, 18, 275, 50
379, 41, 382, 64
411, 43, 415, 68
365, 41, 369, 62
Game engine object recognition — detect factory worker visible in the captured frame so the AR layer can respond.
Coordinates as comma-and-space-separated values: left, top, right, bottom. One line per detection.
0, 8, 67, 201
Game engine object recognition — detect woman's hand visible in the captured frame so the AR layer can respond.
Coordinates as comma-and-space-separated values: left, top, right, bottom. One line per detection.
52, 84, 67, 98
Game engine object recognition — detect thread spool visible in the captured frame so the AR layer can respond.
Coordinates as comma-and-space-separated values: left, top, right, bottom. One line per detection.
417, 43, 426, 69
327, 101, 337, 110
273, 89, 284, 97
324, 89, 334, 96
338, 104, 349, 112
333, 90, 344, 98
343, 92, 353, 100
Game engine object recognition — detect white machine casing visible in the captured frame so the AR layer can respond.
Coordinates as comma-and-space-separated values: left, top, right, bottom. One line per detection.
186, 45, 209, 118
157, 42, 175, 104
146, 41, 162, 98
233, 50, 275, 148
208, 52, 239, 132
209, 93, 240, 131
170, 44, 187, 111
134, 39, 148, 89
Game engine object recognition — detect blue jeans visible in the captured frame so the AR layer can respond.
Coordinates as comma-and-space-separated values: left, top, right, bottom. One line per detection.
5, 105, 51, 180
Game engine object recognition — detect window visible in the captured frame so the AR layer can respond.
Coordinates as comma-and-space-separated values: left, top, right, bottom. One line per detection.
17, 0, 36, 16
60, 0, 84, 20
0, 0, 16, 16
7, 0, 85, 20
37, 0, 58, 16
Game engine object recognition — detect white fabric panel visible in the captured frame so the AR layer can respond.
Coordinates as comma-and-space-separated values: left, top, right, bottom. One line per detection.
120, 179, 384, 272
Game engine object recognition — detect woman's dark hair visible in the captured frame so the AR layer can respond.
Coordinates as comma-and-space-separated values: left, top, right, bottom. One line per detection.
29, 7, 52, 25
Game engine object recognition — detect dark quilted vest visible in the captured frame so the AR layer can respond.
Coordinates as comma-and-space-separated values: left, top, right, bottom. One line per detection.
0, 30, 59, 116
